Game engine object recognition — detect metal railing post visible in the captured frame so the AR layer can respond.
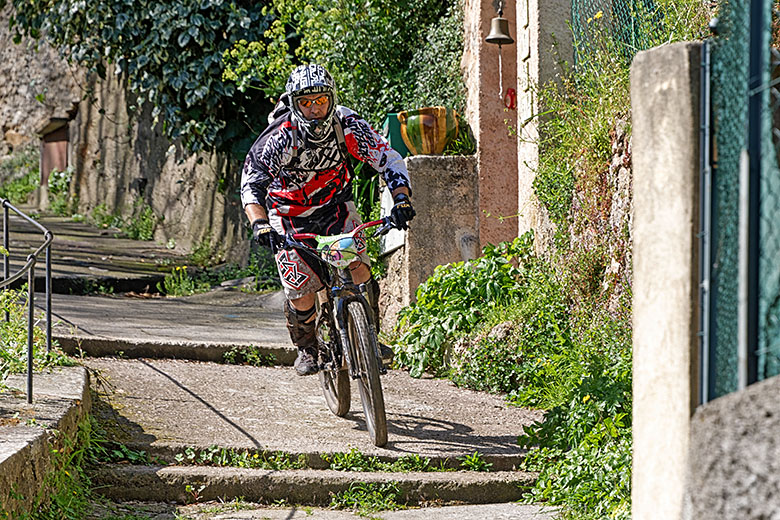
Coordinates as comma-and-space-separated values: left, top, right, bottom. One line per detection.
27, 260, 35, 404
46, 239, 52, 352
0, 198, 54, 404
3, 203, 8, 323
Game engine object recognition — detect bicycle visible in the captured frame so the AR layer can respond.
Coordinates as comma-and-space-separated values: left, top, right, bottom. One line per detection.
281, 217, 395, 447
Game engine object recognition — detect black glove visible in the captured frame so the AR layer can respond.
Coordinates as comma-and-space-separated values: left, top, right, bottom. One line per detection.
390, 193, 416, 230
252, 219, 280, 252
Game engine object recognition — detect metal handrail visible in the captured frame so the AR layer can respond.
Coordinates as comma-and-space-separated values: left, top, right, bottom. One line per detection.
1, 198, 54, 404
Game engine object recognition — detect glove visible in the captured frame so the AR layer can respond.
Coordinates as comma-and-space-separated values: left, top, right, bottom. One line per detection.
390, 193, 416, 230
252, 219, 280, 252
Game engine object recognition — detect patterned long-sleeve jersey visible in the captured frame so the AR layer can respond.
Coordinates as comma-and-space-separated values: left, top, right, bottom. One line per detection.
240, 106, 410, 235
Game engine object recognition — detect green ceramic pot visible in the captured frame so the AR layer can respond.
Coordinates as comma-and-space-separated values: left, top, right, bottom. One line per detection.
397, 107, 459, 155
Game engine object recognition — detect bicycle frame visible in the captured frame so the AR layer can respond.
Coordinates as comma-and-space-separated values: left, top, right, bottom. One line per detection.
284, 218, 390, 378
281, 217, 392, 446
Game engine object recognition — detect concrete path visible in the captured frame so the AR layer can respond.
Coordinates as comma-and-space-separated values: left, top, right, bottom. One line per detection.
51, 289, 295, 363
1, 210, 556, 519
4, 208, 187, 293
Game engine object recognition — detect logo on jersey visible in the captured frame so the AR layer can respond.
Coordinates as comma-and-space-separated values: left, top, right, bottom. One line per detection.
278, 250, 310, 289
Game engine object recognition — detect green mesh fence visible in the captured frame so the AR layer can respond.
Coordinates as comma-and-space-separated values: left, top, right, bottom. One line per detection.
759, 13, 780, 379
710, 1, 748, 397
709, 0, 780, 397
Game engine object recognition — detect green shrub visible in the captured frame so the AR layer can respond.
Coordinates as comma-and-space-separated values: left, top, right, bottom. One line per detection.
222, 0, 464, 128
519, 311, 632, 519
0, 145, 39, 205
48, 166, 75, 216
1, 287, 73, 387
123, 203, 158, 241
394, 233, 534, 377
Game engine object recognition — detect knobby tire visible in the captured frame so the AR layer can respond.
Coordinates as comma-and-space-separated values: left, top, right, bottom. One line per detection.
317, 304, 350, 417
347, 301, 387, 447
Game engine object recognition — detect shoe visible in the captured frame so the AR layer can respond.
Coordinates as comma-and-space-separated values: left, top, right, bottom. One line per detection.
294, 347, 319, 376
378, 342, 394, 366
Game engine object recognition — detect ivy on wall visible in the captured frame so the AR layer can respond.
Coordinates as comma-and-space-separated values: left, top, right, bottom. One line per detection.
3, 0, 274, 157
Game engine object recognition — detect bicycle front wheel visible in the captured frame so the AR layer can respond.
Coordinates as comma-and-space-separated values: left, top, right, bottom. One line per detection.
346, 300, 387, 447
319, 360, 350, 417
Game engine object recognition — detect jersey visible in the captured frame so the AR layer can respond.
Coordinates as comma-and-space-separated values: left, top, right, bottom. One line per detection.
240, 106, 410, 236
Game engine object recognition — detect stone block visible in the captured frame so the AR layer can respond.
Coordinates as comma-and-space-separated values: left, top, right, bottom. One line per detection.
379, 155, 478, 332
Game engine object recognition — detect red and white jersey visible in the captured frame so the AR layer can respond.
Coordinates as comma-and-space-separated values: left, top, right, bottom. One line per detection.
240, 106, 410, 235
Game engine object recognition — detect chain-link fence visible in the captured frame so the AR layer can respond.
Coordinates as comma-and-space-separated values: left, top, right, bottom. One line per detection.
573, 0, 780, 399
571, 0, 664, 70
758, 12, 780, 381
705, 0, 780, 399
708, 1, 749, 398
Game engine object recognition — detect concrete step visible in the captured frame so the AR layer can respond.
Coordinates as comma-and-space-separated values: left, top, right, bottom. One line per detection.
89, 464, 536, 506
49, 290, 295, 363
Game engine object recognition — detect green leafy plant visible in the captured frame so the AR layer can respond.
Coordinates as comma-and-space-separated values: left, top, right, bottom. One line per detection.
156, 266, 208, 297
1, 415, 105, 520
457, 451, 493, 472
325, 449, 443, 473
5, 0, 273, 156
222, 346, 276, 367
330, 482, 404, 515
222, 0, 463, 129
156, 248, 280, 297
47, 166, 75, 216
173, 445, 306, 471
393, 233, 534, 377
89, 203, 124, 230
123, 203, 158, 241
0, 144, 39, 205
1, 287, 73, 387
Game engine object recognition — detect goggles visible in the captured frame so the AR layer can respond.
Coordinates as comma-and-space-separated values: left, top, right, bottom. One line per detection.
297, 94, 330, 109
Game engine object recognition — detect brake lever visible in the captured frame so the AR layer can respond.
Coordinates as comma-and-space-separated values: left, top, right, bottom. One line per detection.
370, 217, 395, 238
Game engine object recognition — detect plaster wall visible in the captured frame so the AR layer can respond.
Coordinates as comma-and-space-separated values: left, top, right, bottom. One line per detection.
515, 0, 573, 244
379, 155, 478, 331
0, 5, 81, 155
463, 0, 518, 247
631, 42, 701, 520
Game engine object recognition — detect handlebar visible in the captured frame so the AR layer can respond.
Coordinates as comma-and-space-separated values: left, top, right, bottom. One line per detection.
284, 216, 395, 248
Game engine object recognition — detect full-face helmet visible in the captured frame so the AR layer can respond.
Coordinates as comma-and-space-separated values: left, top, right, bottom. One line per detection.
285, 64, 337, 143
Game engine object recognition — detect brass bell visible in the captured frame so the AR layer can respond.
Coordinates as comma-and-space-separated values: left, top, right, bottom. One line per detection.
486, 14, 514, 46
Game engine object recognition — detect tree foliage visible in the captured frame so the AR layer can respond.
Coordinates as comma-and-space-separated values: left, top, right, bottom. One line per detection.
223, 0, 465, 128
4, 0, 275, 156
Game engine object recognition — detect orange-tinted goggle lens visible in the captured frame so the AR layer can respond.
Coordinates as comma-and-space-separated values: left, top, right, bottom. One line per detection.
298, 95, 329, 108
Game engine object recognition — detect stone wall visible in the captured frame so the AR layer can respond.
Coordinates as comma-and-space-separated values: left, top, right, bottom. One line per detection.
68, 73, 246, 261
0, 6, 247, 262
0, 5, 82, 155
684, 374, 780, 519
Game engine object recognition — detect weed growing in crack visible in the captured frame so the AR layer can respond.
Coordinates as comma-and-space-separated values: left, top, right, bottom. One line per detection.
330, 482, 404, 515
174, 446, 306, 470
222, 346, 276, 367
457, 451, 493, 472
325, 448, 451, 473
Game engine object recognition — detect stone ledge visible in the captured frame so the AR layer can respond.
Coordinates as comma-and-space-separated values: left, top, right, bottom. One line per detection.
0, 366, 91, 516
91, 464, 537, 506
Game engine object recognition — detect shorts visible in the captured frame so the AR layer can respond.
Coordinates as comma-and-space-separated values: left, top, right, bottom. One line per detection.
271, 201, 370, 300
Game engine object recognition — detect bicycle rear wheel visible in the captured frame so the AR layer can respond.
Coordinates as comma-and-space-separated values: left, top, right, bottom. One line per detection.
346, 300, 387, 447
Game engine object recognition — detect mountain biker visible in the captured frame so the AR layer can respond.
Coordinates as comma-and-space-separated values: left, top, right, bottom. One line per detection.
240, 63, 415, 376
